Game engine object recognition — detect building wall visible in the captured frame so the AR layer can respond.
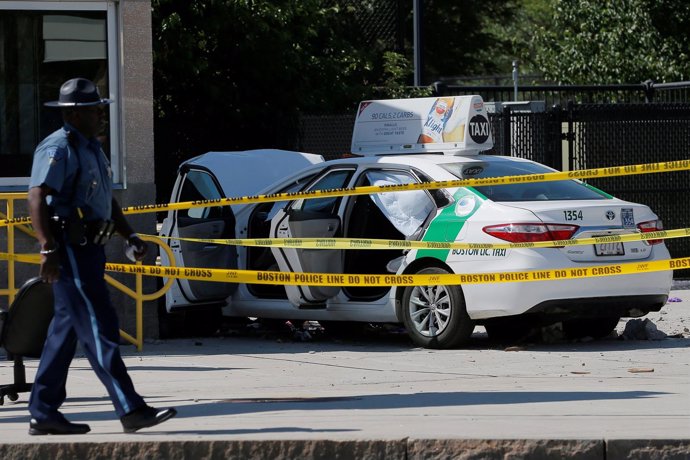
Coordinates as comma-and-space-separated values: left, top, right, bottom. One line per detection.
113, 0, 159, 338
0, 0, 160, 338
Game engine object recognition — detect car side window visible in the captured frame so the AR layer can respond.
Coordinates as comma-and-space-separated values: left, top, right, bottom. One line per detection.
178, 170, 223, 219
294, 169, 353, 215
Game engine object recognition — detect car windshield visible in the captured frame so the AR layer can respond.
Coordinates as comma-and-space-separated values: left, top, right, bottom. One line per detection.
441, 159, 609, 202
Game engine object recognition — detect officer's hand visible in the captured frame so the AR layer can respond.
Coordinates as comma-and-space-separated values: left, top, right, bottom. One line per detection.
40, 252, 60, 283
127, 235, 148, 261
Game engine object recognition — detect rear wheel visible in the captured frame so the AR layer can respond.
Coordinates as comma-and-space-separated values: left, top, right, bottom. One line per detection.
401, 267, 473, 349
563, 316, 620, 340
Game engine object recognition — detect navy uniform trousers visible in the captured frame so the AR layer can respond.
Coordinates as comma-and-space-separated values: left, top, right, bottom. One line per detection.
29, 236, 145, 422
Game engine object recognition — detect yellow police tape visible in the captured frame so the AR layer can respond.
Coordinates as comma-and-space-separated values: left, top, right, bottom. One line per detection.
2, 250, 687, 285
148, 226, 690, 250
104, 256, 688, 286
116, 159, 690, 215
2, 159, 689, 228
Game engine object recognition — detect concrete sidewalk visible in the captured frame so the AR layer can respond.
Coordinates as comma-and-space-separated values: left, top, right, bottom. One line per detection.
0, 290, 688, 459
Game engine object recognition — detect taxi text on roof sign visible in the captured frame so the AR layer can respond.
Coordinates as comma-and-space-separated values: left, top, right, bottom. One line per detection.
351, 96, 494, 156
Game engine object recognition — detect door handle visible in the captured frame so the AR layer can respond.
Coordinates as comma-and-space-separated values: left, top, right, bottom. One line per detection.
327, 224, 334, 232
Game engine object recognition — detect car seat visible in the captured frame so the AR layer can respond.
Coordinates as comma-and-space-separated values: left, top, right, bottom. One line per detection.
0, 277, 54, 405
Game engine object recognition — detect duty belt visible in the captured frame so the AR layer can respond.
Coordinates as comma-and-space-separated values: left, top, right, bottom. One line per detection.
51, 217, 116, 246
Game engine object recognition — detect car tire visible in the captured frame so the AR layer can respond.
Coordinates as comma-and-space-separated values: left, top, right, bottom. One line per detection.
562, 316, 620, 340
401, 267, 473, 349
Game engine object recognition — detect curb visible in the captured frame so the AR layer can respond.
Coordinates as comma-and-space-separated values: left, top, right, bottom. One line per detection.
0, 439, 688, 459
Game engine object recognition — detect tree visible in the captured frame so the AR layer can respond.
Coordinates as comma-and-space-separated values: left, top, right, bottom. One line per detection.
496, 0, 553, 81
150, 1, 528, 197
417, 0, 522, 82
532, 0, 690, 84
151, 0, 384, 195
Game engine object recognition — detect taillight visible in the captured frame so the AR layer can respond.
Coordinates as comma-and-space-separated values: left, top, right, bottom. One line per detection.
637, 219, 664, 245
483, 223, 579, 244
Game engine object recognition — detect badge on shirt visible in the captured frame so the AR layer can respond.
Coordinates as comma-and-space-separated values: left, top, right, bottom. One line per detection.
47, 147, 63, 167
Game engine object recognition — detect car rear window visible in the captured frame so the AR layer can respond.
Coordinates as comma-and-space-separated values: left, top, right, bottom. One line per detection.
441, 159, 609, 201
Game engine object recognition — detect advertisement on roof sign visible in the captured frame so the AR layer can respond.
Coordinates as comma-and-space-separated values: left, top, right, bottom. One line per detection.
351, 96, 493, 156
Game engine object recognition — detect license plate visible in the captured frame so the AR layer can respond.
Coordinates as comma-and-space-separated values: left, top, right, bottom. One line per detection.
594, 242, 625, 256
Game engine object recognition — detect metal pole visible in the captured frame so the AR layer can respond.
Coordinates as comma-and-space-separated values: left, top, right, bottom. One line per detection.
566, 100, 574, 171
502, 105, 511, 156
512, 60, 519, 101
413, 0, 423, 86
7, 198, 15, 304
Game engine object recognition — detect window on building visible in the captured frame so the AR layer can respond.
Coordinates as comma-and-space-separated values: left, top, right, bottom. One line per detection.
0, 2, 119, 187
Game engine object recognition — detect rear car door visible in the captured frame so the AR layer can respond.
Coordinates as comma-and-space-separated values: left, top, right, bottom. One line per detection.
159, 167, 236, 308
269, 167, 355, 306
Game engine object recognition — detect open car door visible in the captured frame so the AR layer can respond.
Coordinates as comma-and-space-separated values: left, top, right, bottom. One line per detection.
159, 167, 236, 308
269, 168, 354, 307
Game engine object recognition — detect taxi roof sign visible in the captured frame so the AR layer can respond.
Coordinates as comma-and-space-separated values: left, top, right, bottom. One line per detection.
351, 96, 493, 156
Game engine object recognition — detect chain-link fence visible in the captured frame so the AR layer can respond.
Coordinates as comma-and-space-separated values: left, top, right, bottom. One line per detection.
298, 114, 355, 160
475, 102, 690, 277
568, 103, 690, 277
323, 0, 404, 50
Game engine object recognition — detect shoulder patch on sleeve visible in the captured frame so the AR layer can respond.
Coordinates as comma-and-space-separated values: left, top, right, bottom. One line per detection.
47, 147, 63, 161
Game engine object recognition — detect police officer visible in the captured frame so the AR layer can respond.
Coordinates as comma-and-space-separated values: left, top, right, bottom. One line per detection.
27, 78, 176, 435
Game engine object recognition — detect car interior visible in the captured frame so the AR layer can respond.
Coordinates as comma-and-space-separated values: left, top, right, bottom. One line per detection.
245, 175, 318, 298
246, 200, 289, 298
341, 177, 407, 301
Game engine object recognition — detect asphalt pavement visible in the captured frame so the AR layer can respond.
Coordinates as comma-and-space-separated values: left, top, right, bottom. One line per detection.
0, 290, 689, 459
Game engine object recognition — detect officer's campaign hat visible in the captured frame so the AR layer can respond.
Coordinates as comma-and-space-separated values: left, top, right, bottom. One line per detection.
45, 78, 113, 107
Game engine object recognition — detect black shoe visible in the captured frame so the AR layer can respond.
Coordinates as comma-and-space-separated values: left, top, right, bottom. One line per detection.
29, 417, 91, 436
121, 405, 177, 433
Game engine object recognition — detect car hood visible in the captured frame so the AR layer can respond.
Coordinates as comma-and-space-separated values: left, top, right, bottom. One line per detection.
182, 149, 325, 198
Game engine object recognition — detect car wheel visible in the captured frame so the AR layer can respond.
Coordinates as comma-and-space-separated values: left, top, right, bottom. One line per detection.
563, 316, 620, 340
401, 267, 473, 349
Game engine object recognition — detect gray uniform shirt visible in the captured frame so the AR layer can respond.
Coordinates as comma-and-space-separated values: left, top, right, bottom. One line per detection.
29, 124, 113, 221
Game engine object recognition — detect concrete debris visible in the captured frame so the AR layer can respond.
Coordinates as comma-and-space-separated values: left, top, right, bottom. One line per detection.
504, 346, 525, 352
621, 318, 668, 341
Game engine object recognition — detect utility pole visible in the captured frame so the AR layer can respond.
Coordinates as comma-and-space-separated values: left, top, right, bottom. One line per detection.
413, 0, 423, 86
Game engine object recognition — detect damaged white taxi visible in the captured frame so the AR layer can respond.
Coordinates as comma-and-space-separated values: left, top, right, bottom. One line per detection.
159, 96, 672, 348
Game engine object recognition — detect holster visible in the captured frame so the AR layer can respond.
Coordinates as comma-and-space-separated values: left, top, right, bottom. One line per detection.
50, 211, 115, 246
90, 219, 116, 245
